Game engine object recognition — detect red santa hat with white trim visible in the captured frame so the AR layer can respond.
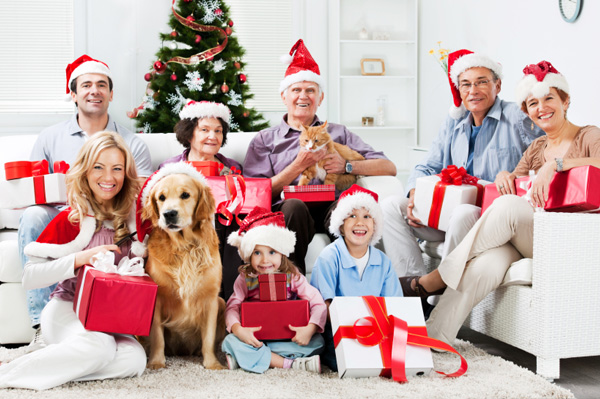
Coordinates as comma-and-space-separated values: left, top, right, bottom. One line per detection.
515, 61, 569, 105
329, 184, 383, 246
179, 100, 231, 125
279, 39, 325, 94
65, 55, 111, 99
227, 206, 296, 263
447, 49, 503, 119
132, 162, 208, 257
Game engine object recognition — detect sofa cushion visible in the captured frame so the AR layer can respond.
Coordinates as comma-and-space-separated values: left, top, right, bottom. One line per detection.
0, 240, 21, 283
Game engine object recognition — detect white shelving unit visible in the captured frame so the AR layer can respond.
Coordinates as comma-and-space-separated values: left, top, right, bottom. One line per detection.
328, 0, 418, 184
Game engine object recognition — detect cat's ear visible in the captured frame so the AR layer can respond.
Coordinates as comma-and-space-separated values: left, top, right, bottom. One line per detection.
322, 120, 328, 130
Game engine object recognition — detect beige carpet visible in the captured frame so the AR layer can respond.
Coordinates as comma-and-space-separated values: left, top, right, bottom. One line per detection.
0, 340, 573, 399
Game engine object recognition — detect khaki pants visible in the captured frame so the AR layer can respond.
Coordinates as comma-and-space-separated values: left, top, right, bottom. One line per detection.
427, 195, 534, 344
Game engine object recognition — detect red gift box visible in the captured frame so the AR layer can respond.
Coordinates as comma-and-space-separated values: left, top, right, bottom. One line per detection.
187, 161, 222, 176
545, 165, 600, 212
73, 266, 158, 336
241, 300, 309, 340
206, 175, 271, 225
283, 185, 335, 203
5, 161, 34, 180
258, 273, 287, 301
480, 176, 530, 215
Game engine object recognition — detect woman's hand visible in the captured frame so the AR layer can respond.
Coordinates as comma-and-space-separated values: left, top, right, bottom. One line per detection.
494, 171, 516, 195
74, 245, 121, 270
531, 161, 556, 208
231, 323, 263, 348
289, 323, 318, 346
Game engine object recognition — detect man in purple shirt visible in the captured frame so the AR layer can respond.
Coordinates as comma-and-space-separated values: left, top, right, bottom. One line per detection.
244, 39, 396, 272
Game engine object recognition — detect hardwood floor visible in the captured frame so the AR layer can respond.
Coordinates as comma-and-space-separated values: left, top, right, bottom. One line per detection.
458, 327, 600, 399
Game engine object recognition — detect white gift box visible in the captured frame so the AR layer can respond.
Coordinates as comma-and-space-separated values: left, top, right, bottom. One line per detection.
330, 296, 433, 379
0, 174, 67, 209
413, 174, 490, 232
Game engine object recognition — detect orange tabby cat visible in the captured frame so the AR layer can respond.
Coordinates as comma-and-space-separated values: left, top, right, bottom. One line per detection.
298, 121, 365, 191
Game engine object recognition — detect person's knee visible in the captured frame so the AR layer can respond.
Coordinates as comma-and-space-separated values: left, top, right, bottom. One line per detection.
280, 199, 310, 219
121, 339, 147, 377
449, 204, 481, 231
20, 206, 55, 229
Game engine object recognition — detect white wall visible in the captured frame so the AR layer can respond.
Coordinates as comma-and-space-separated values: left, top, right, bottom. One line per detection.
418, 0, 599, 148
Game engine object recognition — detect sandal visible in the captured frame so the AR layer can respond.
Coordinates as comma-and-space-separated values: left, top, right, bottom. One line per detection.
400, 275, 446, 298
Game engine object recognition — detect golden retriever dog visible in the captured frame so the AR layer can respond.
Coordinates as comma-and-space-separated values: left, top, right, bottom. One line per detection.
141, 171, 225, 370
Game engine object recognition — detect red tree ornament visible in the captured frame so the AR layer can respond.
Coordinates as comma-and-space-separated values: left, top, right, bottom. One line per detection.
225, 27, 232, 36
187, 14, 195, 22
215, 8, 223, 16
195, 34, 202, 43
243, 111, 249, 117
170, 30, 177, 37
170, 73, 177, 81
153, 60, 167, 73
144, 72, 152, 82
221, 83, 229, 93
238, 74, 247, 84
228, 20, 234, 27
234, 61, 241, 69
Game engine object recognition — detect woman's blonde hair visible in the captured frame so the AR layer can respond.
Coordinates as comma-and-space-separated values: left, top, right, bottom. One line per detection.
66, 131, 139, 243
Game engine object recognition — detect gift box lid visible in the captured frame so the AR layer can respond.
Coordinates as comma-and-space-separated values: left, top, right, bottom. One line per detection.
257, 273, 287, 283
283, 184, 335, 193
187, 161, 222, 176
4, 161, 33, 180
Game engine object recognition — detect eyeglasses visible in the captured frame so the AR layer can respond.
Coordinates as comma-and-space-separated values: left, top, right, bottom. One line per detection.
458, 79, 491, 93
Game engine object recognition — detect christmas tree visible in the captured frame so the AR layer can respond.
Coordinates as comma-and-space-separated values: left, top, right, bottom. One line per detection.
130, 0, 269, 134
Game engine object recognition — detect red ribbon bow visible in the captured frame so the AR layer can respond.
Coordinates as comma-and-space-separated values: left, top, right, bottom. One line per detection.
334, 296, 468, 382
53, 161, 70, 174
31, 160, 49, 176
428, 165, 483, 229
216, 174, 246, 226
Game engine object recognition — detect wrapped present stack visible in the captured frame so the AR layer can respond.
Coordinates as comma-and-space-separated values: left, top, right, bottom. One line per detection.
0, 160, 70, 209
283, 184, 336, 204
241, 273, 309, 340
413, 165, 490, 231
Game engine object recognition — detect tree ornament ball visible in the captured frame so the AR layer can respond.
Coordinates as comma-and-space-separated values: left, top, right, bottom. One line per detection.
214, 8, 223, 16
228, 20, 234, 27
144, 72, 152, 82
195, 34, 202, 43
225, 27, 232, 36
170, 30, 177, 37
187, 14, 195, 22
243, 111, 250, 118
221, 83, 229, 93
234, 61, 241, 69
153, 61, 167, 73
238, 74, 247, 83
170, 73, 178, 81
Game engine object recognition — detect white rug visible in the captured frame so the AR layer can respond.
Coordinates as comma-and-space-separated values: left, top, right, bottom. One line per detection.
0, 340, 573, 399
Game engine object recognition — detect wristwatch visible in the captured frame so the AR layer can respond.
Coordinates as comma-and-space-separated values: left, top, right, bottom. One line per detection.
345, 161, 353, 174
555, 158, 564, 172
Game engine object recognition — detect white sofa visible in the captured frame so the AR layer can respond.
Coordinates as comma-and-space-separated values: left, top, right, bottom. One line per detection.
0, 132, 403, 345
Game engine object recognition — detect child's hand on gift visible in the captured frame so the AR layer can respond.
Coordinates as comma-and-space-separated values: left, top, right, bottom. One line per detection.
289, 323, 318, 346
232, 323, 263, 348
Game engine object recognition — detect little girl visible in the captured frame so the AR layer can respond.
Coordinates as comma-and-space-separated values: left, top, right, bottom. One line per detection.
222, 206, 326, 374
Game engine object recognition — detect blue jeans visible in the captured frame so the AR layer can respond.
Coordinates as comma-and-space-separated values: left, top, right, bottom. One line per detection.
18, 205, 61, 327
221, 333, 324, 374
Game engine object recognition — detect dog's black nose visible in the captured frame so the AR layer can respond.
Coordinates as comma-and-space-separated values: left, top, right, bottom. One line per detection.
163, 209, 178, 224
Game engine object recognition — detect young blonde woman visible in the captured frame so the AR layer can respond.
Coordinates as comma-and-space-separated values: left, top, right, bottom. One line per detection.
0, 131, 146, 390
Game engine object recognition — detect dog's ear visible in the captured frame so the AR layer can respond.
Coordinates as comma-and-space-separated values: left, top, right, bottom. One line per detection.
193, 178, 216, 224
141, 183, 161, 226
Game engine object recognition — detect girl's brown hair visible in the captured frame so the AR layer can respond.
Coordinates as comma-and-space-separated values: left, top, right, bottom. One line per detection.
238, 252, 301, 281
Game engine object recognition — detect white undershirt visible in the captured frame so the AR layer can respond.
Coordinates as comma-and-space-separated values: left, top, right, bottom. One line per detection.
352, 248, 370, 279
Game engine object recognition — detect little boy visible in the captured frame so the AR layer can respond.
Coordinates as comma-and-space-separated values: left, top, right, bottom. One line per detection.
310, 184, 402, 371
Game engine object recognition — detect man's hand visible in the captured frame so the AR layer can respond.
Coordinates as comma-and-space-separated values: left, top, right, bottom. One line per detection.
289, 324, 318, 346
494, 170, 516, 195
232, 323, 263, 348
406, 189, 424, 228
292, 147, 327, 171
322, 152, 346, 174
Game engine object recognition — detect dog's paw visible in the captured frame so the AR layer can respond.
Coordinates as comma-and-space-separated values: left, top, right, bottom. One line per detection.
147, 360, 166, 370
204, 360, 226, 370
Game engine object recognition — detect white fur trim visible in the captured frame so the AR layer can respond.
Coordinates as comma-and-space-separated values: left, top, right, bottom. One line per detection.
329, 192, 383, 245
178, 101, 231, 124
68, 61, 111, 90
24, 216, 97, 260
131, 236, 148, 258
140, 162, 207, 207
449, 104, 467, 119
515, 73, 569, 105
279, 71, 325, 93
228, 224, 296, 262
450, 54, 503, 86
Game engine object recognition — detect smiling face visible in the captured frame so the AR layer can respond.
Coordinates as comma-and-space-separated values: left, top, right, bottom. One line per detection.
458, 67, 501, 125
250, 244, 283, 275
341, 207, 374, 256
189, 117, 224, 160
281, 81, 324, 129
71, 73, 113, 118
524, 87, 570, 133
86, 147, 125, 210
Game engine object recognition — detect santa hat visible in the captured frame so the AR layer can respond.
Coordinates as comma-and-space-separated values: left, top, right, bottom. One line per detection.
132, 162, 208, 257
329, 184, 383, 246
447, 50, 503, 119
279, 39, 325, 94
179, 100, 231, 125
227, 206, 296, 263
515, 61, 569, 105
65, 55, 111, 96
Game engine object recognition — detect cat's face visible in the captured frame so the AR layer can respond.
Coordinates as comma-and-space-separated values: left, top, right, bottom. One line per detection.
299, 122, 330, 152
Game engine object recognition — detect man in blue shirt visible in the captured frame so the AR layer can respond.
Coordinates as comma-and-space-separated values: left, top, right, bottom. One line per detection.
18, 55, 152, 351
381, 50, 544, 278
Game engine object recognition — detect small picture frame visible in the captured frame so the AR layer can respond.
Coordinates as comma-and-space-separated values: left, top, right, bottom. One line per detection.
360, 58, 385, 76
